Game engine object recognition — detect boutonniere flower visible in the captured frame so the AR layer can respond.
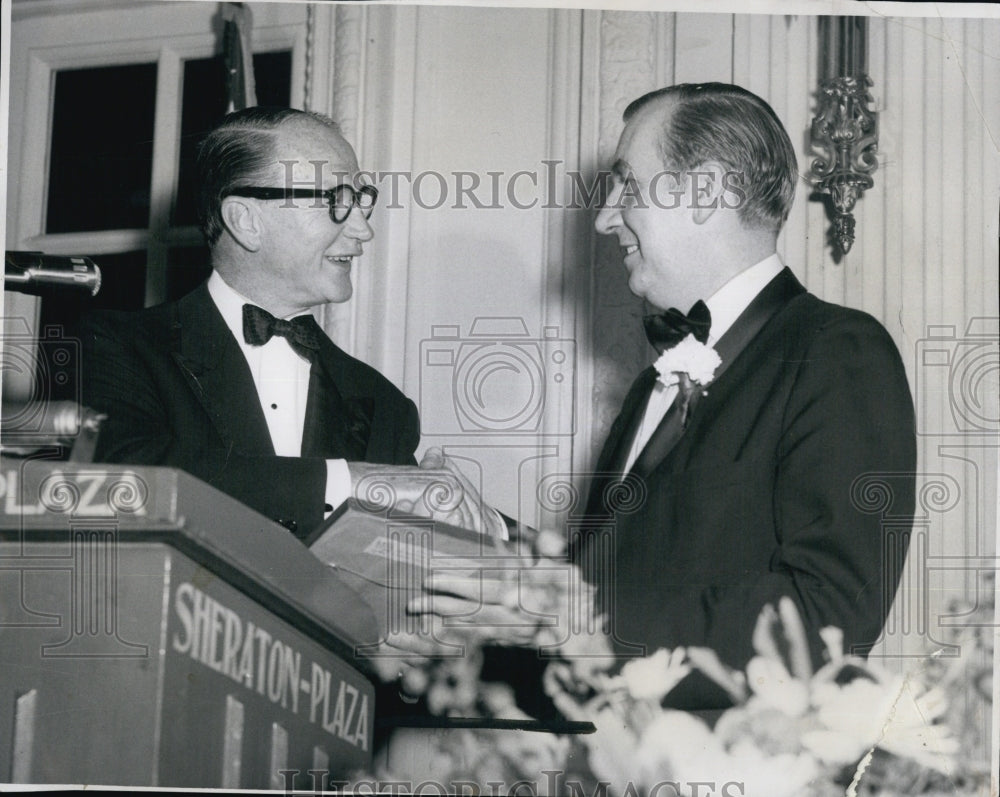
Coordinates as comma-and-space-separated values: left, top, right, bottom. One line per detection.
653, 333, 722, 391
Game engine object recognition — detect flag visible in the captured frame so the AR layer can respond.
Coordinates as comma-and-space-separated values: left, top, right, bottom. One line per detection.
222, 2, 257, 112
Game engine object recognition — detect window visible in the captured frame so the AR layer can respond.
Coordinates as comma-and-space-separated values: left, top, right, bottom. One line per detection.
5, 2, 306, 402
42, 50, 292, 315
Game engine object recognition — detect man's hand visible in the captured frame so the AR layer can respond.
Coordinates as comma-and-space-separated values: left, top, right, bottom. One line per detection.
409, 569, 540, 647
406, 549, 611, 660
347, 449, 505, 537
364, 529, 615, 695
362, 616, 474, 697
418, 447, 507, 538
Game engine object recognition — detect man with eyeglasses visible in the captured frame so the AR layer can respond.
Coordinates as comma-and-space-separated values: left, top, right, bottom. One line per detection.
82, 107, 494, 539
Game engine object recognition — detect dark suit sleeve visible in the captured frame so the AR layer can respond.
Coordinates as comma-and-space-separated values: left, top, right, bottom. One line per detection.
644, 313, 916, 700
374, 388, 420, 468
768, 314, 916, 655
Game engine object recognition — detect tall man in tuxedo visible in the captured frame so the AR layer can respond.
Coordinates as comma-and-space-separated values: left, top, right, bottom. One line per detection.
411, 83, 916, 710
577, 82, 916, 702
83, 107, 483, 539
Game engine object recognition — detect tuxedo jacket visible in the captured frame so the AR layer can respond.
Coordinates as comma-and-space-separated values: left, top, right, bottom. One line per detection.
576, 268, 916, 707
81, 283, 419, 538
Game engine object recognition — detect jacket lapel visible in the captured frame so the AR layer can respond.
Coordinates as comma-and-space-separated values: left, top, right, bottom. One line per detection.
301, 339, 369, 461
170, 284, 275, 455
710, 268, 805, 382
629, 267, 806, 478
604, 367, 658, 476
581, 367, 657, 518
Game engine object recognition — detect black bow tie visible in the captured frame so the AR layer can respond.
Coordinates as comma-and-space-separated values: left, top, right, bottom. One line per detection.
242, 304, 323, 357
643, 300, 712, 354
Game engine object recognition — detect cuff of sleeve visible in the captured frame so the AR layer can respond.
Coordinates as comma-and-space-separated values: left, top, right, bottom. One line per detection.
488, 506, 509, 541
325, 459, 352, 518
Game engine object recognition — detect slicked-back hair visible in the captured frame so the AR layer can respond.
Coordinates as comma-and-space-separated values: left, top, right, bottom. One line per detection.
196, 106, 340, 246
624, 83, 798, 232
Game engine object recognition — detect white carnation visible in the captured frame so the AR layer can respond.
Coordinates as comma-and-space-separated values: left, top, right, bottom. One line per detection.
653, 334, 722, 388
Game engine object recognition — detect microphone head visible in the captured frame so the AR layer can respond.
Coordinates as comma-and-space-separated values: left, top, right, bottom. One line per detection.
4, 251, 102, 297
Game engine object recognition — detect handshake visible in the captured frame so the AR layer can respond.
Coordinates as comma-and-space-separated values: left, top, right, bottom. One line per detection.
346, 446, 507, 538
342, 448, 612, 687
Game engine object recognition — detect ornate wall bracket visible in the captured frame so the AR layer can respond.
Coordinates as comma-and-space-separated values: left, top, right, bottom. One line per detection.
809, 17, 878, 257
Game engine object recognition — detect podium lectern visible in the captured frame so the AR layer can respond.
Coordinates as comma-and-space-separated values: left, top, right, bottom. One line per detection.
0, 459, 378, 789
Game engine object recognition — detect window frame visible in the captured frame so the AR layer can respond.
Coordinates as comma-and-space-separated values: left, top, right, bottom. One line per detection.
7, 1, 307, 307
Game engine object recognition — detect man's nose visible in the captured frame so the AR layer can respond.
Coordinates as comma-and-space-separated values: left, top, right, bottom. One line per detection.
344, 206, 374, 241
594, 200, 620, 236
594, 183, 621, 235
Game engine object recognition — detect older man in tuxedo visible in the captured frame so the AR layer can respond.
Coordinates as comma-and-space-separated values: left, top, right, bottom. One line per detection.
83, 107, 485, 539
412, 83, 916, 710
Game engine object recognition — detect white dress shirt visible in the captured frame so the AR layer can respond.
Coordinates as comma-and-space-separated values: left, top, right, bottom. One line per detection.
207, 271, 351, 513
622, 254, 785, 472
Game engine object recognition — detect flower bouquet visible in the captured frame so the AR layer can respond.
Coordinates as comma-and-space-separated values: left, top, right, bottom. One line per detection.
544, 596, 982, 796
364, 536, 992, 796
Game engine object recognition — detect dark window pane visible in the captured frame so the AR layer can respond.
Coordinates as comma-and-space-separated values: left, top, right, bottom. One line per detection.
254, 51, 295, 107
166, 246, 212, 301
47, 64, 157, 233
173, 50, 293, 228
39, 250, 147, 401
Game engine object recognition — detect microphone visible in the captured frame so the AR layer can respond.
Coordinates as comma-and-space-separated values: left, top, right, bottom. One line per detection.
4, 251, 102, 297
1, 401, 96, 438
1, 401, 107, 461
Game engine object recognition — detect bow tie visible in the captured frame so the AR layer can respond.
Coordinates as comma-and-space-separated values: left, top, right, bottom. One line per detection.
242, 304, 323, 357
643, 300, 712, 354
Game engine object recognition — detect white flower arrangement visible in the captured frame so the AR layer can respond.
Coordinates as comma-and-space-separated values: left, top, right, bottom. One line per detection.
653, 333, 722, 389
542, 597, 969, 797
365, 549, 991, 797
620, 648, 690, 701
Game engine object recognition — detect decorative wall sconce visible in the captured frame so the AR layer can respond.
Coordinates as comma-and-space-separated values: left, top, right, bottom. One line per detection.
809, 17, 878, 257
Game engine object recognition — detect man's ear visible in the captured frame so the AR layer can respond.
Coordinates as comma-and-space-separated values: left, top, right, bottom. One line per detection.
690, 161, 728, 225
220, 197, 263, 252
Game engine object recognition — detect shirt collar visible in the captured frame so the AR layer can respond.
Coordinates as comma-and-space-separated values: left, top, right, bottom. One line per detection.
705, 253, 785, 344
206, 270, 253, 343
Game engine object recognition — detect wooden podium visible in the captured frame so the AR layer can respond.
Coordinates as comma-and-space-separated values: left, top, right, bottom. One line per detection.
0, 458, 379, 789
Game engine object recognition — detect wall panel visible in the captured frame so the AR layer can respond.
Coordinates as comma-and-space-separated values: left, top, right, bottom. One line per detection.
330, 6, 587, 521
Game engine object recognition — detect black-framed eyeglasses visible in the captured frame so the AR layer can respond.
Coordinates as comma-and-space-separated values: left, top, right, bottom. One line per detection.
228, 184, 378, 224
